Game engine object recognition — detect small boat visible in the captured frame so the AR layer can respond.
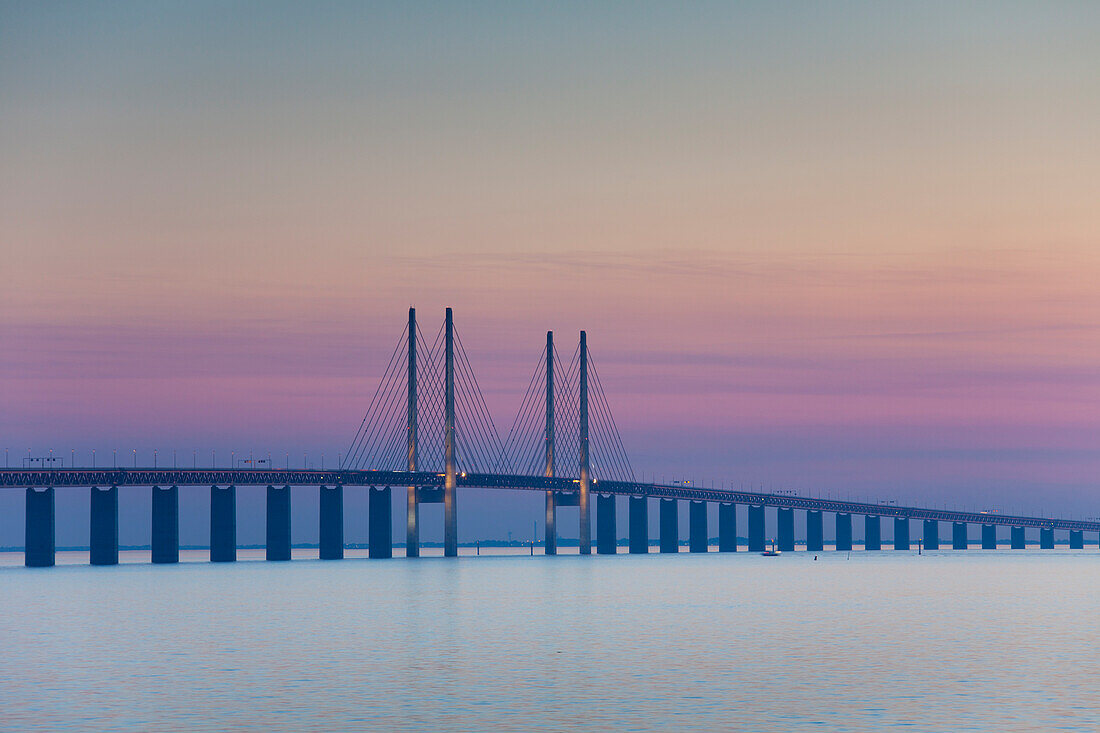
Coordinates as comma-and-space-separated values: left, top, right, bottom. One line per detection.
761, 541, 781, 557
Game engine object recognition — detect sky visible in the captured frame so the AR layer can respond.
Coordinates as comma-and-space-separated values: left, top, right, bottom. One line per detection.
2, 2, 1099, 545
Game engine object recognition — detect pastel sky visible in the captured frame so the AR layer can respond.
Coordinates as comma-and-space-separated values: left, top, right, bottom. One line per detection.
2, 2, 1099, 543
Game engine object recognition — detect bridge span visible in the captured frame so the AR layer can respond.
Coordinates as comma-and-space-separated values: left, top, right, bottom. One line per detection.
6, 309, 1094, 567
3, 467, 1096, 567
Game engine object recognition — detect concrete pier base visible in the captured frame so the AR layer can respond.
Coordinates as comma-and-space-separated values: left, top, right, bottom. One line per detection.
210, 485, 237, 562
319, 485, 344, 559
982, 523, 996, 550
893, 518, 910, 550
407, 486, 420, 558
151, 485, 180, 564
369, 487, 392, 558
659, 499, 678, 553
629, 496, 648, 553
689, 501, 708, 553
1011, 526, 1025, 549
90, 486, 119, 566
864, 515, 881, 551
1070, 530, 1083, 549
835, 513, 852, 551
597, 495, 617, 554
952, 522, 968, 550
923, 519, 939, 550
748, 505, 765, 552
1040, 528, 1054, 549
718, 503, 737, 552
266, 486, 291, 561
806, 510, 823, 552
777, 507, 794, 552
25, 487, 55, 568
544, 491, 556, 556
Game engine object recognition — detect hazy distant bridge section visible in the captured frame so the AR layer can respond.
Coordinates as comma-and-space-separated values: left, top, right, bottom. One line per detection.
4, 308, 1097, 567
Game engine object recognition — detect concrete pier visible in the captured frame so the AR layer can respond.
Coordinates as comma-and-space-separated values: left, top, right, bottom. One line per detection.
544, 492, 556, 555
90, 486, 119, 566
982, 523, 996, 550
806, 510, 823, 552
1010, 525, 1025, 549
893, 517, 910, 550
629, 496, 648, 553
689, 501, 708, 553
1070, 530, 1083, 549
718, 503, 737, 552
748, 505, 765, 552
659, 499, 678, 553
266, 485, 291, 561
864, 515, 881, 551
835, 513, 852, 551
25, 487, 55, 568
210, 485, 237, 562
597, 494, 617, 554
952, 521, 968, 549
319, 485, 344, 559
923, 519, 939, 550
777, 508, 794, 552
151, 485, 179, 564
1040, 528, 1054, 549
370, 486, 392, 558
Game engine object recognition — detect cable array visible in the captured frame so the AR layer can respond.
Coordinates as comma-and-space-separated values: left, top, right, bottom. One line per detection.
498, 339, 634, 483
342, 316, 506, 474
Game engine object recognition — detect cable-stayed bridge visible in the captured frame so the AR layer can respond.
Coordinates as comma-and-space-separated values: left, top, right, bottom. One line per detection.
3, 308, 1097, 567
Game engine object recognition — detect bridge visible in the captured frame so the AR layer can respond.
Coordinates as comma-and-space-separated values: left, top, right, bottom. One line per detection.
5, 308, 1097, 567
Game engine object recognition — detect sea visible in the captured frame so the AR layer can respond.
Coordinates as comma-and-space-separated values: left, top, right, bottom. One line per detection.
1, 547, 1097, 732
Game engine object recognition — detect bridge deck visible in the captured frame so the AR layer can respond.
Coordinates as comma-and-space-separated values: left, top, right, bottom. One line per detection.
0, 468, 1094, 532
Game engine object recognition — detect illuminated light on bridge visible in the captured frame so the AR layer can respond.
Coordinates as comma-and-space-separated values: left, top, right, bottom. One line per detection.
3, 308, 1097, 567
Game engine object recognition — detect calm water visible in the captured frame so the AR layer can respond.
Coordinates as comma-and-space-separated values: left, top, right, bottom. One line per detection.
1, 549, 1097, 732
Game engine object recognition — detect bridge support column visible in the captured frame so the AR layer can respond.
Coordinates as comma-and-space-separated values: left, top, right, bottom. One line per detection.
864, 515, 881, 550
151, 485, 179, 564
777, 508, 794, 552
544, 491, 556, 555
597, 495, 616, 554
1010, 525, 1025, 549
952, 522, 968, 549
370, 487, 392, 558
90, 486, 119, 566
319, 485, 344, 559
718, 503, 737, 552
893, 518, 910, 550
981, 524, 996, 550
806, 510, 823, 552
835, 513, 852, 551
659, 499, 678, 553
444, 308, 458, 557
1040, 528, 1054, 549
266, 485, 291, 561
689, 501, 708, 553
406, 487, 419, 558
1070, 530, 1083, 549
210, 485, 236, 562
25, 487, 55, 568
923, 519, 939, 550
629, 497, 648, 553
748, 505, 765, 552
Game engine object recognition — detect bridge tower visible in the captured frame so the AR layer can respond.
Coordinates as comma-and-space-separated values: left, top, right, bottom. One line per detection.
544, 331, 556, 555
406, 307, 419, 557
578, 330, 591, 554
444, 307, 458, 556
